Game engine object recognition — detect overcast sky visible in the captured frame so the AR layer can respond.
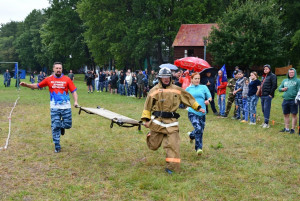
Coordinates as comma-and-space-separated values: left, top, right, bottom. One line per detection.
0, 0, 50, 25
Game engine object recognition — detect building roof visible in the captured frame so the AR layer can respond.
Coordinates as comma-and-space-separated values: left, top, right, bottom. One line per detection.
172, 24, 218, 47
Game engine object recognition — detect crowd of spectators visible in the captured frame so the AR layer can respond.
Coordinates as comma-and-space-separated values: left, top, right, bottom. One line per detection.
79, 66, 298, 135
2, 64, 300, 136
84, 69, 159, 99
215, 65, 300, 135
84, 68, 211, 99
216, 66, 277, 128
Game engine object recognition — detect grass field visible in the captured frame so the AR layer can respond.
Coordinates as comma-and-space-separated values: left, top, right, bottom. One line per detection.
0, 74, 299, 200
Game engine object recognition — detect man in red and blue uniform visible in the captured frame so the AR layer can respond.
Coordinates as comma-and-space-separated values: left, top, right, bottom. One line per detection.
20, 62, 78, 153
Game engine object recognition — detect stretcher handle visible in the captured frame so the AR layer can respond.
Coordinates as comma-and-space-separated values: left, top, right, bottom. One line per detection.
110, 119, 143, 130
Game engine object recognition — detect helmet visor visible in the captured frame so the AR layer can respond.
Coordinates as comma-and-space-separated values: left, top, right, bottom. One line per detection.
159, 75, 171, 78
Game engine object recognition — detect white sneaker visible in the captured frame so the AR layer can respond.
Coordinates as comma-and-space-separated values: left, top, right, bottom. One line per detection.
196, 149, 203, 155
249, 122, 256, 125
262, 123, 270, 128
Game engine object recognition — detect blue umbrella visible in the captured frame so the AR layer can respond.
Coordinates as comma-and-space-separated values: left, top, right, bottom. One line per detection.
159, 63, 178, 71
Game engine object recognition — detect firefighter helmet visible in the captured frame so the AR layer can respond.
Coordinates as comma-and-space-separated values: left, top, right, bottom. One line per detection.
158, 67, 172, 78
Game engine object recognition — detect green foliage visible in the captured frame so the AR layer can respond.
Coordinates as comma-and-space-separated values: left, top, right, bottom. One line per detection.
15, 9, 47, 71
41, 0, 91, 70
4, 0, 299, 72
0, 21, 22, 65
278, 0, 300, 67
282, 0, 300, 66
77, 0, 149, 68
1, 0, 233, 71
208, 0, 284, 69
278, 0, 300, 33
291, 29, 300, 67
77, 0, 230, 69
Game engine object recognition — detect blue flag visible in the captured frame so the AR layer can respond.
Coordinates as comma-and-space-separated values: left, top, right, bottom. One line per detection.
217, 64, 227, 87
14, 63, 18, 79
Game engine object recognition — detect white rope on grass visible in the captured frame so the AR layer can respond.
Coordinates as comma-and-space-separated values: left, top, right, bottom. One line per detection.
0, 96, 20, 150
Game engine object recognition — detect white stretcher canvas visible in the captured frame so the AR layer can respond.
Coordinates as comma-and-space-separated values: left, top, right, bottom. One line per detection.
80, 107, 140, 125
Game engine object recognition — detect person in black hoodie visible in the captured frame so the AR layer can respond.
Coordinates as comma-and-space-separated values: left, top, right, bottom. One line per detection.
119, 71, 126, 95
259, 64, 277, 128
201, 70, 218, 115
99, 71, 106, 92
85, 70, 94, 93
131, 73, 137, 97
110, 71, 118, 94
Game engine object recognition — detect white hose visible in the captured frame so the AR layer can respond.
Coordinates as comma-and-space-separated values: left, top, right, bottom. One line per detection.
0, 96, 20, 150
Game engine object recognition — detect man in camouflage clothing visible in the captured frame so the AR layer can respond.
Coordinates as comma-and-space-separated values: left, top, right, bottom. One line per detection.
224, 71, 238, 118
148, 70, 156, 90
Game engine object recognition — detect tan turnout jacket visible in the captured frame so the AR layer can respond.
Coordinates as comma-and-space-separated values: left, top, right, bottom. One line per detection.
141, 82, 200, 134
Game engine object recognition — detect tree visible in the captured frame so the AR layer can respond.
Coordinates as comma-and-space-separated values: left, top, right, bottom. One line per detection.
0, 21, 21, 62
41, 0, 91, 71
15, 9, 47, 71
290, 29, 300, 66
77, 0, 134, 68
0, 21, 23, 72
77, 0, 231, 70
277, 0, 300, 67
208, 0, 284, 69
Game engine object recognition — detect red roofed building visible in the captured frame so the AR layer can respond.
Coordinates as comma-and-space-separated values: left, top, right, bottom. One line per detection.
172, 24, 218, 65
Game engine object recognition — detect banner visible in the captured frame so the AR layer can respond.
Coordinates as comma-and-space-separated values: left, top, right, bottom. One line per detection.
275, 65, 293, 75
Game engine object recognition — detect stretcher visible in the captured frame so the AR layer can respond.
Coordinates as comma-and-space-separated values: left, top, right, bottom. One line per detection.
77, 106, 143, 130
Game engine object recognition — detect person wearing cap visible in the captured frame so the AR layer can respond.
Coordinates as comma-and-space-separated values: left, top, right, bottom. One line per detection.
278, 68, 300, 134
232, 66, 239, 78
141, 67, 205, 174
258, 64, 277, 128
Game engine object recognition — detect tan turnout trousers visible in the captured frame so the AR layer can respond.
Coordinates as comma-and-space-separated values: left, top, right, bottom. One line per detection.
141, 82, 200, 172
147, 128, 180, 171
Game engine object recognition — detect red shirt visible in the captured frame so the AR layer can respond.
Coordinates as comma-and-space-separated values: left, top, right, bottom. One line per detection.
217, 76, 227, 95
38, 74, 77, 109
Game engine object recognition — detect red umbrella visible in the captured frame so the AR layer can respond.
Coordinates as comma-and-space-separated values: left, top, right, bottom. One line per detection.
174, 57, 211, 72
